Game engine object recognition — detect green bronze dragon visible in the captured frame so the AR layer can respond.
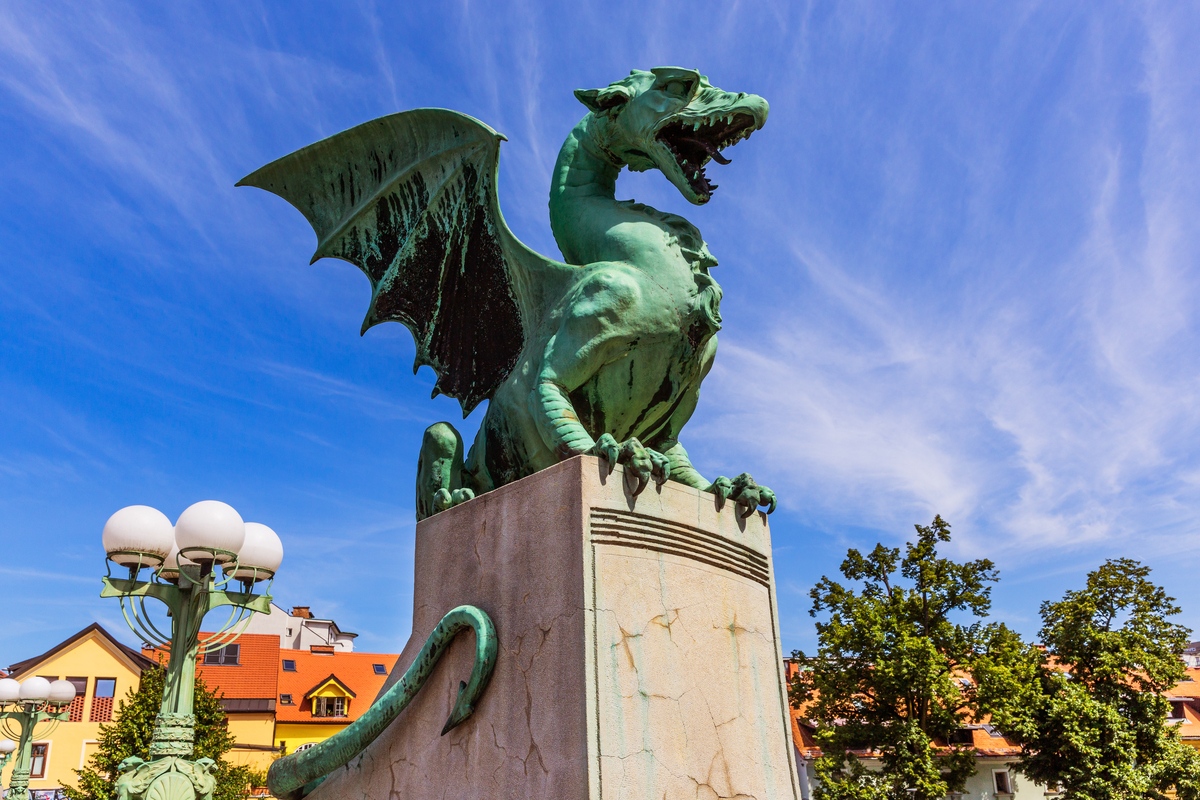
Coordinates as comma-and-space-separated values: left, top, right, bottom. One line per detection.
241, 67, 775, 521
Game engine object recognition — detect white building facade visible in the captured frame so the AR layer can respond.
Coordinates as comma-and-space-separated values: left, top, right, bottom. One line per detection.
241, 604, 358, 652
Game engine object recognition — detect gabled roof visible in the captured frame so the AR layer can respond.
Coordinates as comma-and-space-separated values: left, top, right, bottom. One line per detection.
276, 649, 398, 723
9, 623, 156, 676
303, 674, 357, 699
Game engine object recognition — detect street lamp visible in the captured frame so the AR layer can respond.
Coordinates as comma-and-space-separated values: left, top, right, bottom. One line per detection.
100, 501, 283, 800
0, 677, 78, 800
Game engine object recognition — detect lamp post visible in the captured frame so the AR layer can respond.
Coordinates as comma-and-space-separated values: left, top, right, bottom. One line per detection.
0, 677, 78, 800
100, 501, 283, 800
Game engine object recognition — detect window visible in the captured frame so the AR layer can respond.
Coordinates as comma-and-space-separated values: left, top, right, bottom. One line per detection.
993, 770, 1012, 795
282, 659, 297, 672
280, 694, 294, 705
67, 677, 88, 722
203, 644, 240, 665
294, 743, 314, 752
30, 743, 48, 779
1169, 701, 1185, 720
948, 727, 974, 745
372, 664, 387, 675
91, 679, 116, 722
312, 696, 347, 717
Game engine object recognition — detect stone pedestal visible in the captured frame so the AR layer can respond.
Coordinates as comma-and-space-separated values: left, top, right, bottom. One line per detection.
312, 456, 800, 799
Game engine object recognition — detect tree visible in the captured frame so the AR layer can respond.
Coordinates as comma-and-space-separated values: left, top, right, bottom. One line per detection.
65, 666, 254, 800
989, 558, 1200, 800
791, 516, 1029, 800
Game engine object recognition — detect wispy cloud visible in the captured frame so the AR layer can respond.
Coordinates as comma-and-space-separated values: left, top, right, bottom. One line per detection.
696, 2, 1200, 575
1, 1, 1197, 663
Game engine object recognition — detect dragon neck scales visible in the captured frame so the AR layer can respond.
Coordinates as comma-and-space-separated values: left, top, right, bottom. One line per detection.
549, 113, 718, 281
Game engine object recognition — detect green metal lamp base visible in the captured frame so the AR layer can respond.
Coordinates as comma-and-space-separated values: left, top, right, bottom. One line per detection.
149, 713, 196, 758
7, 766, 31, 800
115, 756, 218, 800
115, 712, 209, 800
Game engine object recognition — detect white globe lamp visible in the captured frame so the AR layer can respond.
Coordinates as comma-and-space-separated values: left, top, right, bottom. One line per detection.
175, 501, 245, 565
158, 542, 195, 582
0, 678, 20, 703
103, 505, 175, 567
0, 738, 14, 754
19, 676, 51, 703
229, 522, 284, 581
47, 679, 78, 707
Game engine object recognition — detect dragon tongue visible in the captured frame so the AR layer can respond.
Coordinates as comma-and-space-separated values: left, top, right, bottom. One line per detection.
675, 135, 732, 165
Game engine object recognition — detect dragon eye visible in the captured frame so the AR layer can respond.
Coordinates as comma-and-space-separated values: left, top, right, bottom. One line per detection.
663, 79, 694, 99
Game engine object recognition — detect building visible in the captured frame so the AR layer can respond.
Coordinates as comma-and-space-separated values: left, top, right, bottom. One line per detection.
783, 661, 1045, 800
142, 633, 285, 773
2, 624, 155, 799
1183, 642, 1200, 669
1168, 666, 1200, 752
2, 604, 387, 796
272, 647, 398, 754
240, 605, 358, 652
143, 620, 398, 765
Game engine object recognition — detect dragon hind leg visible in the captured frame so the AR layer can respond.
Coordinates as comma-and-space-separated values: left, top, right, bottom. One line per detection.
416, 422, 475, 520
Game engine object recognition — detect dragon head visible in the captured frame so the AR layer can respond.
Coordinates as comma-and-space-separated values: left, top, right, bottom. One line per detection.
575, 67, 768, 205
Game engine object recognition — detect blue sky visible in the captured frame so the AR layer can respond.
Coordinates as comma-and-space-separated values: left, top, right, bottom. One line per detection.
1, 1, 1197, 665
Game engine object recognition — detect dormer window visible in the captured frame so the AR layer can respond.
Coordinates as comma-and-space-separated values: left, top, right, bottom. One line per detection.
312, 697, 346, 717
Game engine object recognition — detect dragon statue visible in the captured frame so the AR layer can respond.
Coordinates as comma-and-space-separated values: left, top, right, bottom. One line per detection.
241, 67, 775, 520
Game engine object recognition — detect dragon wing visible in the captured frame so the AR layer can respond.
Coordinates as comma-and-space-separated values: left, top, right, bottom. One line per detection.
238, 109, 572, 415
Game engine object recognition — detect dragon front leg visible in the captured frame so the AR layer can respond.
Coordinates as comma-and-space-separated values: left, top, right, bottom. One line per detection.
532, 381, 669, 496
416, 423, 476, 520
661, 441, 777, 518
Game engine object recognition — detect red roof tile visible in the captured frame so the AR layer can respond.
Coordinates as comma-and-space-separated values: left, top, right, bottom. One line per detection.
276, 649, 399, 723
143, 633, 281, 701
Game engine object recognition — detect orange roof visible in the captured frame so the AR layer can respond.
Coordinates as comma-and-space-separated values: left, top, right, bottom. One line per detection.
1169, 668, 1200, 740
275, 649, 399, 723
143, 633, 281, 701
1167, 668, 1200, 698
782, 658, 1022, 758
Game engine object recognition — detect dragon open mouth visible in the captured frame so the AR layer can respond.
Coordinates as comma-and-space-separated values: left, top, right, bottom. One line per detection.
657, 111, 759, 200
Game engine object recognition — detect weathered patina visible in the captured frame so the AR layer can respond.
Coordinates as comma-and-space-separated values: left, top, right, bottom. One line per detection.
241, 67, 774, 520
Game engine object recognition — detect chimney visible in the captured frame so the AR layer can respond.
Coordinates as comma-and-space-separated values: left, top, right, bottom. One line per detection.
310, 644, 335, 655
291, 606, 313, 619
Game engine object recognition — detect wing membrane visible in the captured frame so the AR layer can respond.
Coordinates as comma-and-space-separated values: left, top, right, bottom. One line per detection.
239, 109, 568, 414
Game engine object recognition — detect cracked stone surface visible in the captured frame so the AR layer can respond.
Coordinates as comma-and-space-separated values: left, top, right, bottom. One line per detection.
309, 456, 799, 800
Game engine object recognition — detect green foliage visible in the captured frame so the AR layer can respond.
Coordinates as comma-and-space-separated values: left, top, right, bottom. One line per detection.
792, 516, 1027, 800
63, 666, 253, 800
990, 558, 1200, 800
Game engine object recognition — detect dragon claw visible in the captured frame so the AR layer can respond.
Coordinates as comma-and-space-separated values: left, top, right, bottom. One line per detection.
431, 487, 475, 514
590, 434, 621, 474
591, 435, 668, 497
706, 473, 776, 516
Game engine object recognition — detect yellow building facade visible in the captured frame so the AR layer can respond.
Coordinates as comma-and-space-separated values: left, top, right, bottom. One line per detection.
3, 624, 153, 797
5, 616, 399, 795
272, 649, 397, 755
